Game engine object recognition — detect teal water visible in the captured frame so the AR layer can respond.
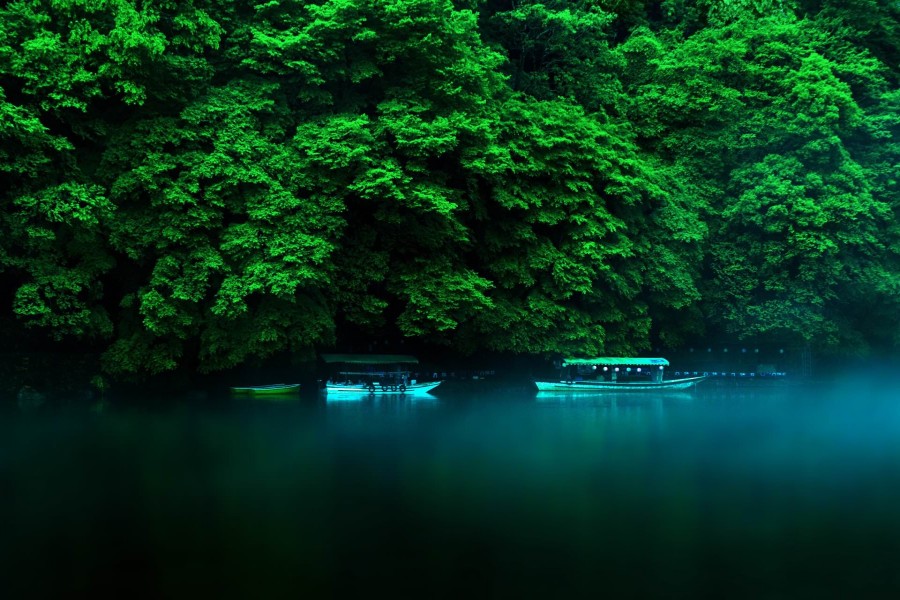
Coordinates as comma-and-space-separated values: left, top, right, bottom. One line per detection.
3, 379, 900, 598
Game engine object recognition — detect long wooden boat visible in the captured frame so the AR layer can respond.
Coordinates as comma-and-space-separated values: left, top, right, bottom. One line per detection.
321, 353, 443, 397
326, 380, 443, 396
230, 383, 301, 396
535, 376, 706, 392
534, 357, 706, 393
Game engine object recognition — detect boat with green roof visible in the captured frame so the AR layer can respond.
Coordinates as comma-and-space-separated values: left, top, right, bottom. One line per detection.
534, 357, 706, 392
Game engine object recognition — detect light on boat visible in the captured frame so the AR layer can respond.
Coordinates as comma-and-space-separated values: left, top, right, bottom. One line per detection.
659, 366, 664, 370
636, 367, 641, 372
592, 365, 597, 370
614, 367, 619, 372
603, 367, 608, 371
626, 368, 631, 372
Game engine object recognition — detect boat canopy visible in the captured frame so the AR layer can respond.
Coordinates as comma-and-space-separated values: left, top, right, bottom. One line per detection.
562, 357, 669, 367
321, 353, 419, 365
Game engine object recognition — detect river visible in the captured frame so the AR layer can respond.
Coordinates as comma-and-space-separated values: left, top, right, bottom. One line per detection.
3, 375, 900, 598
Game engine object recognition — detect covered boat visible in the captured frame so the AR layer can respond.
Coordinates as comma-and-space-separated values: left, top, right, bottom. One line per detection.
321, 354, 442, 396
534, 357, 706, 392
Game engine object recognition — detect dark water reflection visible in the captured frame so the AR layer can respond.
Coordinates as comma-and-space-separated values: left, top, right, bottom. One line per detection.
3, 380, 900, 598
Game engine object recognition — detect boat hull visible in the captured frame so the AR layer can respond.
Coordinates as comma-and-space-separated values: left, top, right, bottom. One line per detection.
534, 376, 707, 393
325, 381, 442, 396
230, 384, 301, 396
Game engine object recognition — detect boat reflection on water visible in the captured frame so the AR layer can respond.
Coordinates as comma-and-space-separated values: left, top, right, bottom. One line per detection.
531, 390, 700, 442
323, 393, 440, 412
324, 394, 439, 404
535, 390, 694, 404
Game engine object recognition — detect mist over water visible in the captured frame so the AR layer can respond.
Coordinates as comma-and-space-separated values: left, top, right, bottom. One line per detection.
3, 373, 900, 598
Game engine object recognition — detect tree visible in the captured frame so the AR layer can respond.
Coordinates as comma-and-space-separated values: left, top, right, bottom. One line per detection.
620, 9, 897, 352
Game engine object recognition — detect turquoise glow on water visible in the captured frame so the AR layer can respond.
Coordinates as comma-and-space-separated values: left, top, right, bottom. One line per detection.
3, 380, 900, 598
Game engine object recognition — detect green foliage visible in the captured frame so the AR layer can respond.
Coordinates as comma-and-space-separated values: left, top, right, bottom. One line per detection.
457, 94, 704, 354
486, 0, 624, 114
0, 0, 897, 377
98, 79, 342, 373
3, 180, 115, 338
621, 8, 897, 352
0, 0, 221, 110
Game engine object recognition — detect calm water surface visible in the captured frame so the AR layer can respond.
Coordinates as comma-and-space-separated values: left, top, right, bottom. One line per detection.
3, 377, 900, 598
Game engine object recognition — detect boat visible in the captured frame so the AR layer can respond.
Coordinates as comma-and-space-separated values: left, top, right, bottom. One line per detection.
230, 383, 301, 397
534, 357, 706, 393
321, 354, 443, 396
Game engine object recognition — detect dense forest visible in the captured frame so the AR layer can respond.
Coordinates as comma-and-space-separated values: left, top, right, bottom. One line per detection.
1, 0, 898, 376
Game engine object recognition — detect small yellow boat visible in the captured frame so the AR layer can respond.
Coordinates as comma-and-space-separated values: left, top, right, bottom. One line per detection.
230, 383, 301, 397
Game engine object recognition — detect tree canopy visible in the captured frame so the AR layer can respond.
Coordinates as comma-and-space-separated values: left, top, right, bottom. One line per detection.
1, 0, 897, 375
